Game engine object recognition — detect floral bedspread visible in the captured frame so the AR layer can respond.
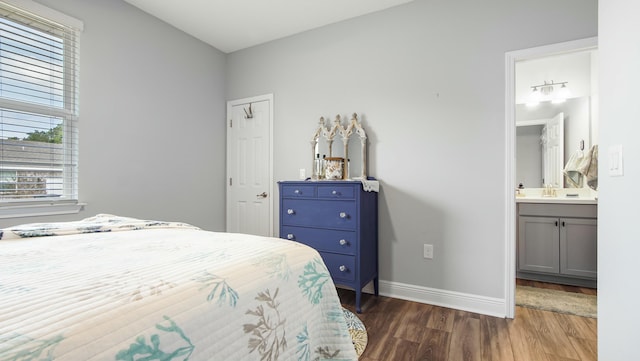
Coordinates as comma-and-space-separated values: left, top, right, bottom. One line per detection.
0, 214, 357, 360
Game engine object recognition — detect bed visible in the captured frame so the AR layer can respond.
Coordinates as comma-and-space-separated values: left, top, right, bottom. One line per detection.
0, 214, 358, 360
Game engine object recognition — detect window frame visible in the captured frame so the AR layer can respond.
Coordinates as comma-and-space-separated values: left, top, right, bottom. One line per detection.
0, 0, 84, 218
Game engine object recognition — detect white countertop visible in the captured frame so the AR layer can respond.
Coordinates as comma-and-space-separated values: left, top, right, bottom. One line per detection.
515, 188, 598, 205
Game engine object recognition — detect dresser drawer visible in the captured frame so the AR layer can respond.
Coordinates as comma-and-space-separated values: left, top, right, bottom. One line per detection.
320, 252, 356, 282
281, 199, 357, 230
318, 185, 355, 199
280, 184, 316, 198
281, 226, 356, 255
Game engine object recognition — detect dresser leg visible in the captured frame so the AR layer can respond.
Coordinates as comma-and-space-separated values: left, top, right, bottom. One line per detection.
374, 277, 379, 296
355, 289, 362, 313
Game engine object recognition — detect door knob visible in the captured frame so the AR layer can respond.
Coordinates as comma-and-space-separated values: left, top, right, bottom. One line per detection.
257, 192, 268, 198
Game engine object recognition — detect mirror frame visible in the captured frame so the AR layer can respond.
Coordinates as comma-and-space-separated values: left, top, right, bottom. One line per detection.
310, 113, 367, 180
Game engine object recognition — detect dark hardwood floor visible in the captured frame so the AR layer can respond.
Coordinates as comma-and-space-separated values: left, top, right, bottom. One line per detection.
337, 281, 597, 361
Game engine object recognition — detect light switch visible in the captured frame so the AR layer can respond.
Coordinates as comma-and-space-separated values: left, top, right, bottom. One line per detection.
608, 144, 624, 177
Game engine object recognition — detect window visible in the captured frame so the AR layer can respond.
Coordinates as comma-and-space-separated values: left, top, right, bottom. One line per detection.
0, 0, 83, 216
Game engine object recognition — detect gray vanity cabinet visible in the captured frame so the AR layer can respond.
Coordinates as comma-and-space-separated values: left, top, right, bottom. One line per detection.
518, 216, 560, 274
517, 203, 597, 287
559, 217, 597, 278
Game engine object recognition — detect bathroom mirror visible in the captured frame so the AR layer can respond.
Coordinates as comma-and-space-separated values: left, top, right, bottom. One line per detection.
516, 96, 592, 188
310, 113, 367, 180
515, 47, 597, 189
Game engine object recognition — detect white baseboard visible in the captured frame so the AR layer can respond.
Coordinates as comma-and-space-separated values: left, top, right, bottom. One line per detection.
352, 280, 507, 318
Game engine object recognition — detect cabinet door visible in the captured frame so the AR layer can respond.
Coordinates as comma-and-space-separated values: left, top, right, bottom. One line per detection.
560, 218, 597, 279
518, 216, 559, 274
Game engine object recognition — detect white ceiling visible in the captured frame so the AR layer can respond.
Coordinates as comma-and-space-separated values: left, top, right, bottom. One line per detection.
122, 0, 416, 53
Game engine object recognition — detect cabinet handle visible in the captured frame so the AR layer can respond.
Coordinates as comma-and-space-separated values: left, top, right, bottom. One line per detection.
555, 221, 558, 227
339, 239, 347, 246
294, 189, 300, 194
339, 212, 347, 219
562, 221, 566, 227
287, 234, 295, 240
339, 265, 348, 272
287, 209, 295, 215
332, 190, 338, 195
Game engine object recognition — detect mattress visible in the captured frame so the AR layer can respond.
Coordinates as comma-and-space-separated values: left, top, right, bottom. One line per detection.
0, 214, 357, 360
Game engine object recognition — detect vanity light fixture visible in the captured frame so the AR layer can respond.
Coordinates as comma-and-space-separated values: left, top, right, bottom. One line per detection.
552, 83, 571, 104
526, 80, 570, 106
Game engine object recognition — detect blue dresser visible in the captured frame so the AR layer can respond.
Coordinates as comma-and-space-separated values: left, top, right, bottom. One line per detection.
278, 180, 378, 313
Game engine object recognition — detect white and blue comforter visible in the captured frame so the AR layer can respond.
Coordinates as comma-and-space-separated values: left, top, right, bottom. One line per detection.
0, 214, 357, 360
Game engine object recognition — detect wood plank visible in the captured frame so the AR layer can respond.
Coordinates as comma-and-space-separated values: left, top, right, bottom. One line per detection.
525, 308, 580, 360
375, 337, 420, 361
568, 336, 597, 361
448, 310, 481, 361
426, 306, 456, 332
393, 300, 434, 342
415, 328, 451, 361
552, 313, 597, 341
507, 307, 551, 361
480, 315, 515, 361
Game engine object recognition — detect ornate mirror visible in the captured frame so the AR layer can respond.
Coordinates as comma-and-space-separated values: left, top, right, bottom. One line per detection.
310, 113, 367, 180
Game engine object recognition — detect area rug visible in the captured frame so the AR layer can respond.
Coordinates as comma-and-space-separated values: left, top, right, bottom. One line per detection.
516, 285, 597, 318
343, 308, 368, 358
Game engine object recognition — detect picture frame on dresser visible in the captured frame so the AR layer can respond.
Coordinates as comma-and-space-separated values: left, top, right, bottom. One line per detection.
278, 179, 379, 313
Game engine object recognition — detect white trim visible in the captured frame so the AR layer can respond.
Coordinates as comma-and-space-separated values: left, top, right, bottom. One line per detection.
226, 94, 275, 237
504, 37, 598, 319
505, 50, 517, 319
1, 0, 84, 30
0, 202, 85, 219
361, 280, 506, 318
516, 119, 549, 127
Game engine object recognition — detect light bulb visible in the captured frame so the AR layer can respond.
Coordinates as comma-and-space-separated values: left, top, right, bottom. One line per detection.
526, 87, 541, 107
552, 83, 571, 104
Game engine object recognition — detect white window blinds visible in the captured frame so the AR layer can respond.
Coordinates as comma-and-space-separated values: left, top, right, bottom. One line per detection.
0, 1, 81, 204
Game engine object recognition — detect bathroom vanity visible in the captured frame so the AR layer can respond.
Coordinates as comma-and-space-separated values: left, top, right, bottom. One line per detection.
516, 194, 597, 288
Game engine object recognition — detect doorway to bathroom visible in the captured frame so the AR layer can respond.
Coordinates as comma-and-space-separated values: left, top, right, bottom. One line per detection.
505, 37, 598, 318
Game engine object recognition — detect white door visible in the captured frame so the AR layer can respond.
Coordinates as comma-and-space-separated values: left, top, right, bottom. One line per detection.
542, 112, 564, 187
226, 94, 273, 236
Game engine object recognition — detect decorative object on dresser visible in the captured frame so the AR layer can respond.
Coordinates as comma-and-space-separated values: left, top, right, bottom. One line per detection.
311, 113, 367, 180
279, 180, 379, 313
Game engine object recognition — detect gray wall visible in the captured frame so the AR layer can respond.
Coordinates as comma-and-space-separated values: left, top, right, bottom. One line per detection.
599, 1, 640, 359
0, 0, 228, 230
227, 0, 598, 298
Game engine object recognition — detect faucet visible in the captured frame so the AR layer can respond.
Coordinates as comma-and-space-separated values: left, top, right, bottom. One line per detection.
542, 184, 557, 197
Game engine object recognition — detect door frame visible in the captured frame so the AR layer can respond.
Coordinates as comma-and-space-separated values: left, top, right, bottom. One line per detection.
226, 93, 275, 236
504, 37, 597, 318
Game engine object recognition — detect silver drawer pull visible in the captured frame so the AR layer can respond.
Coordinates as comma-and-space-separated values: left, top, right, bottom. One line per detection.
294, 189, 300, 194
287, 209, 295, 215
287, 234, 295, 240
339, 265, 347, 272
339, 239, 347, 246
339, 212, 347, 219
332, 190, 337, 195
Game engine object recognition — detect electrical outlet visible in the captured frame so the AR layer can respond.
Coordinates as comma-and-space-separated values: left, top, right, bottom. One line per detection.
423, 244, 433, 259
